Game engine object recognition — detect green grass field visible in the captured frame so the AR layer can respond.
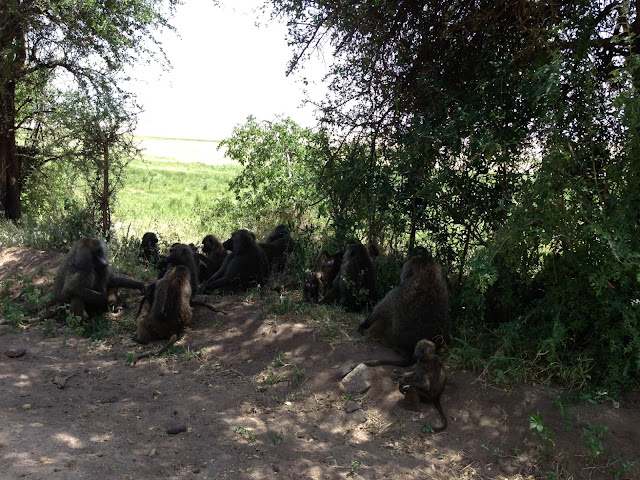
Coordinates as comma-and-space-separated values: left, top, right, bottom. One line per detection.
112, 137, 242, 245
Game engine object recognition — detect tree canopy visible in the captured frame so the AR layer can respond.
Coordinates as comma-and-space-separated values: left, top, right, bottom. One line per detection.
0, 0, 180, 220
258, 0, 640, 390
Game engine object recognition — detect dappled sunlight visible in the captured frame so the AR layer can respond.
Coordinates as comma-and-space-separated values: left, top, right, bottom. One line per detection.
54, 433, 84, 449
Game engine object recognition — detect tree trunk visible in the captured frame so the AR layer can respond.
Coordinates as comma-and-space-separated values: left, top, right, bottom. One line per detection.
0, 5, 25, 221
0, 79, 21, 220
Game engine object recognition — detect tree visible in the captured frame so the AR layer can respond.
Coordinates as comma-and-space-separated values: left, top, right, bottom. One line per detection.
269, 1, 640, 389
0, 0, 179, 220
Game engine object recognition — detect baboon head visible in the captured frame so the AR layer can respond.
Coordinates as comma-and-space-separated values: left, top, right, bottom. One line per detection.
413, 339, 437, 361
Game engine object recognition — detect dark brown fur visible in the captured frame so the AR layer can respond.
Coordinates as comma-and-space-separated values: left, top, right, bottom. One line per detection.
303, 271, 323, 304
201, 229, 270, 293
259, 225, 295, 272
135, 265, 192, 343
398, 339, 447, 432
139, 232, 159, 264
198, 234, 228, 282
317, 250, 344, 296
54, 237, 144, 320
359, 255, 450, 357
322, 243, 377, 311
159, 243, 198, 299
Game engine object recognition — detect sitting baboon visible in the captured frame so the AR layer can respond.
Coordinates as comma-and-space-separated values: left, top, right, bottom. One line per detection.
317, 250, 344, 296
198, 234, 228, 282
158, 243, 198, 299
322, 242, 377, 311
259, 224, 295, 271
54, 237, 144, 320
398, 339, 447, 431
135, 265, 192, 343
139, 232, 159, 264
359, 255, 450, 358
303, 271, 323, 304
200, 229, 270, 293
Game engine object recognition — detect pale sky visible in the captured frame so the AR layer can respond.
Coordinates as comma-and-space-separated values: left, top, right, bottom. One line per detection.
132, 0, 329, 141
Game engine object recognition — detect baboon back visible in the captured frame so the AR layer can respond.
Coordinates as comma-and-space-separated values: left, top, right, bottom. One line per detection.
363, 256, 450, 356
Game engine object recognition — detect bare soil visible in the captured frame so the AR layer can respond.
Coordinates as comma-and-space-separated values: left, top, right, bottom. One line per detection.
0, 246, 638, 480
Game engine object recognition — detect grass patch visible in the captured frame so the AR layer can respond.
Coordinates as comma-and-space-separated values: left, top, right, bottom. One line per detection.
113, 155, 242, 244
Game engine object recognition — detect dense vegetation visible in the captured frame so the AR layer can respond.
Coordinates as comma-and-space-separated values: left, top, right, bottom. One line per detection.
1, 1, 638, 394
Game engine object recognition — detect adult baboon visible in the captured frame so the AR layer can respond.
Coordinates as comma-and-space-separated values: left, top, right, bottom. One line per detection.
135, 265, 192, 343
259, 224, 295, 271
322, 243, 377, 311
317, 250, 344, 296
198, 234, 228, 282
200, 229, 270, 293
54, 237, 144, 320
158, 243, 198, 299
303, 271, 323, 304
139, 232, 159, 264
398, 338, 447, 431
359, 255, 450, 357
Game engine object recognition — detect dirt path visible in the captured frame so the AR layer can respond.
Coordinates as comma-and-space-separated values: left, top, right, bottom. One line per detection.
0, 246, 638, 479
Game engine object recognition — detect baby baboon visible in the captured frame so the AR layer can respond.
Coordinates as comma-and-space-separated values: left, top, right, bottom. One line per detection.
199, 234, 228, 282
259, 224, 296, 272
359, 255, 450, 358
135, 265, 192, 343
398, 339, 447, 431
200, 229, 270, 293
139, 232, 159, 264
317, 250, 344, 296
303, 271, 323, 304
54, 237, 144, 320
322, 243, 377, 311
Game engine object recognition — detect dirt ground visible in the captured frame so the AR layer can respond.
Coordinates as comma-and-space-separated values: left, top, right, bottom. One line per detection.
0, 246, 638, 480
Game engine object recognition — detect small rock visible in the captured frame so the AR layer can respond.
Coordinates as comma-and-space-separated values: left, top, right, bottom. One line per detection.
341, 363, 373, 394
192, 467, 201, 474
22, 404, 31, 410
272, 464, 280, 472
166, 424, 187, 435
345, 401, 360, 413
7, 349, 26, 358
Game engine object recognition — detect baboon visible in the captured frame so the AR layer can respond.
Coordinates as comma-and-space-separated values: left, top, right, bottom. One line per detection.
317, 250, 344, 296
398, 339, 447, 432
359, 255, 450, 358
322, 243, 377, 311
198, 234, 228, 282
139, 232, 159, 264
135, 265, 192, 343
54, 237, 144, 320
303, 271, 323, 304
158, 243, 198, 298
259, 224, 295, 271
200, 229, 270, 293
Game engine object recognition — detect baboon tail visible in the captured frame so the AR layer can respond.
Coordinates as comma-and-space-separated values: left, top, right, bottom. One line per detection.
432, 398, 448, 432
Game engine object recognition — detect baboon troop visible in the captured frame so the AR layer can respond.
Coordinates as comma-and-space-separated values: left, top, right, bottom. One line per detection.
139, 232, 159, 264
398, 338, 448, 431
321, 242, 377, 311
135, 264, 192, 343
45, 228, 453, 433
358, 255, 450, 357
200, 229, 270, 293
54, 237, 144, 320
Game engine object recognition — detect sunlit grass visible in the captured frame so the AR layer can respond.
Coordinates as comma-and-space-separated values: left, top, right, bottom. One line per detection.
112, 138, 242, 245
